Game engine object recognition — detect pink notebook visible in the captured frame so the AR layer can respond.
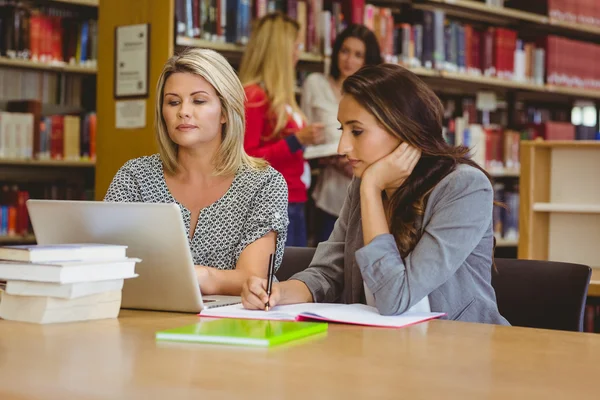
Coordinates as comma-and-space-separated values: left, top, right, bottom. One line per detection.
200, 303, 445, 328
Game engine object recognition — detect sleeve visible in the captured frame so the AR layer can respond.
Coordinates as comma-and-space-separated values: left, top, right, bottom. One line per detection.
289, 179, 358, 302
236, 170, 289, 271
354, 169, 494, 316
103, 160, 143, 202
244, 87, 300, 163
300, 74, 316, 123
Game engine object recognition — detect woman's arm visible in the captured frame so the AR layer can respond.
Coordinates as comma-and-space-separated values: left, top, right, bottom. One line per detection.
356, 168, 493, 316
196, 232, 277, 295
241, 179, 358, 309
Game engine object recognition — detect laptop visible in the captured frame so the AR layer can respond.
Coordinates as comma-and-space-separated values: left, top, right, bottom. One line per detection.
26, 200, 241, 313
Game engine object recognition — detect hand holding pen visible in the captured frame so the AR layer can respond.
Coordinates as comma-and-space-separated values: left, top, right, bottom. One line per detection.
265, 253, 275, 311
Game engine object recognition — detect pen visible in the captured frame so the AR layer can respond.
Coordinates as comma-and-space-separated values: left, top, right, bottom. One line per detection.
265, 253, 275, 311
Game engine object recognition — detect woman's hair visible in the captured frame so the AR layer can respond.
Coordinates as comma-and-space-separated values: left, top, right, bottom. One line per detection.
239, 12, 302, 137
155, 48, 267, 175
329, 24, 383, 81
342, 63, 494, 258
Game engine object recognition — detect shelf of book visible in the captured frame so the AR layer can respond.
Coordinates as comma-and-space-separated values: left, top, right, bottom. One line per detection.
421, 0, 600, 37
404, 67, 600, 100
488, 168, 520, 178
0, 159, 96, 168
53, 0, 98, 6
533, 203, 600, 214
0, 57, 97, 75
175, 36, 325, 63
0, 235, 36, 245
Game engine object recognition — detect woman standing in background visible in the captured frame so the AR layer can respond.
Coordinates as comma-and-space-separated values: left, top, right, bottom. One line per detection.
301, 24, 383, 242
240, 12, 324, 247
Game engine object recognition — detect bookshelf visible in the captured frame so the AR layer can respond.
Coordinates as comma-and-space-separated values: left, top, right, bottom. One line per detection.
0, 159, 95, 168
175, 36, 326, 63
519, 141, 600, 269
0, 0, 99, 244
418, 0, 600, 37
0, 57, 97, 75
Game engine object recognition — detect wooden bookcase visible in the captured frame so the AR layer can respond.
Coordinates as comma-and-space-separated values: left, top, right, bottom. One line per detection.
0, 0, 99, 244
519, 140, 600, 268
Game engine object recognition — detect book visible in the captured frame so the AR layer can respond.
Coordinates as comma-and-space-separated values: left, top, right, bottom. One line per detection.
0, 258, 140, 284
201, 303, 445, 328
4, 277, 135, 299
303, 142, 339, 159
0, 290, 122, 324
156, 318, 328, 347
0, 243, 128, 263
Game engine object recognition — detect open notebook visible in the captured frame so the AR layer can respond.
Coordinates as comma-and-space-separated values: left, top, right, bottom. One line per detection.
200, 303, 445, 328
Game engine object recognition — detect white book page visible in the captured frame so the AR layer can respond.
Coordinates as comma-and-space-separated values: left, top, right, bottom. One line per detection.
200, 302, 344, 321
300, 303, 445, 328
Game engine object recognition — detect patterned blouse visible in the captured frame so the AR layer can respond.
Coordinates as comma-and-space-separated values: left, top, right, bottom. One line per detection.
104, 154, 289, 271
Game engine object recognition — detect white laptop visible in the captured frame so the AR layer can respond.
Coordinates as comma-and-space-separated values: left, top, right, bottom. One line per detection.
26, 200, 241, 313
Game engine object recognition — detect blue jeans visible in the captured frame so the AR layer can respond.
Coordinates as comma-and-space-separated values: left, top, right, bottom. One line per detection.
286, 202, 307, 247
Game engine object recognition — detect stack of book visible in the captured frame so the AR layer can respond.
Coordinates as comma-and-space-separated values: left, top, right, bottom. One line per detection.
0, 244, 139, 324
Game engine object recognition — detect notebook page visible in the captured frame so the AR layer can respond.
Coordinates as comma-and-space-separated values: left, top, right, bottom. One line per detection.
299, 303, 445, 328
200, 302, 344, 321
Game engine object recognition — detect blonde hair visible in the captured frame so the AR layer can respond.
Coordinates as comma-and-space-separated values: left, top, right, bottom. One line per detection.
239, 12, 303, 137
155, 48, 267, 175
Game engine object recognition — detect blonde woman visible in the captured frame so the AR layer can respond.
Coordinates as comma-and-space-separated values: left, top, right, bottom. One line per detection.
240, 12, 324, 247
104, 48, 289, 296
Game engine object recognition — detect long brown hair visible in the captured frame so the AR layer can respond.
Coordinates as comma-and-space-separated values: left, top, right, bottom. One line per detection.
342, 64, 494, 258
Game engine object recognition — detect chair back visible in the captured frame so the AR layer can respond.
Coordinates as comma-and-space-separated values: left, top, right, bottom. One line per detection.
492, 258, 591, 332
276, 247, 317, 281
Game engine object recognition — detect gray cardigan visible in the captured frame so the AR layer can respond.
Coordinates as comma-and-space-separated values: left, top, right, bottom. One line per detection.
292, 164, 509, 325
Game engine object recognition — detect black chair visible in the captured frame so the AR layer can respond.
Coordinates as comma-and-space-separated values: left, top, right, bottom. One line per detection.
492, 258, 591, 332
276, 247, 317, 281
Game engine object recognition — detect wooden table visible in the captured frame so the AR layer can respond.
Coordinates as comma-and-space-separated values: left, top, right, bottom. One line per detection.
0, 311, 599, 399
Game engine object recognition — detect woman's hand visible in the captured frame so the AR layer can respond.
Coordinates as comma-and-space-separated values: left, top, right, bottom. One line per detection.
361, 143, 421, 192
296, 123, 325, 146
242, 276, 281, 310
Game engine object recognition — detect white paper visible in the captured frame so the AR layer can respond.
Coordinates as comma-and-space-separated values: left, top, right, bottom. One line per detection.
115, 24, 149, 97
116, 100, 146, 129
200, 303, 444, 328
476, 91, 497, 111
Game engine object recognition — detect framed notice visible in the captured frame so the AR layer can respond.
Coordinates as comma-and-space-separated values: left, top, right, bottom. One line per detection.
114, 23, 150, 98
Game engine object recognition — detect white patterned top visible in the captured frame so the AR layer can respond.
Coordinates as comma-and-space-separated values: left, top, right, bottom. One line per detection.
104, 154, 289, 271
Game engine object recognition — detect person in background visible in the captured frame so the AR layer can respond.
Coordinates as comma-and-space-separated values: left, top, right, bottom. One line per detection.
301, 24, 383, 242
239, 12, 325, 247
242, 64, 509, 325
104, 48, 289, 296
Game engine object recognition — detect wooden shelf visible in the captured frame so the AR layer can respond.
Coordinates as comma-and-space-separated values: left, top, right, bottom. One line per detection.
0, 235, 36, 245
496, 238, 518, 247
176, 36, 324, 63
488, 168, 520, 178
421, 0, 600, 38
422, 0, 548, 24
522, 140, 600, 148
533, 203, 600, 214
0, 159, 96, 168
589, 269, 600, 297
0, 57, 97, 75
52, 0, 98, 5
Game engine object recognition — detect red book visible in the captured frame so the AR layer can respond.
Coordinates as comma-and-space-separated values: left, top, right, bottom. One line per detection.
464, 24, 472, 71
16, 190, 29, 236
342, 0, 365, 25
89, 113, 97, 161
50, 115, 64, 160
29, 15, 42, 61
51, 16, 63, 62
7, 206, 17, 236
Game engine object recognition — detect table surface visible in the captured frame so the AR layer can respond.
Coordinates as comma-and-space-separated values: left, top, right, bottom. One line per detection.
0, 310, 599, 399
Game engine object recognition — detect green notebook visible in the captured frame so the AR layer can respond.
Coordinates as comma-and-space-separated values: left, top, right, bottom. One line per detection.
155, 318, 328, 347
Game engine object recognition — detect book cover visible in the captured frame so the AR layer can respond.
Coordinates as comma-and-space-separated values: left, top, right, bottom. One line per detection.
156, 318, 328, 347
